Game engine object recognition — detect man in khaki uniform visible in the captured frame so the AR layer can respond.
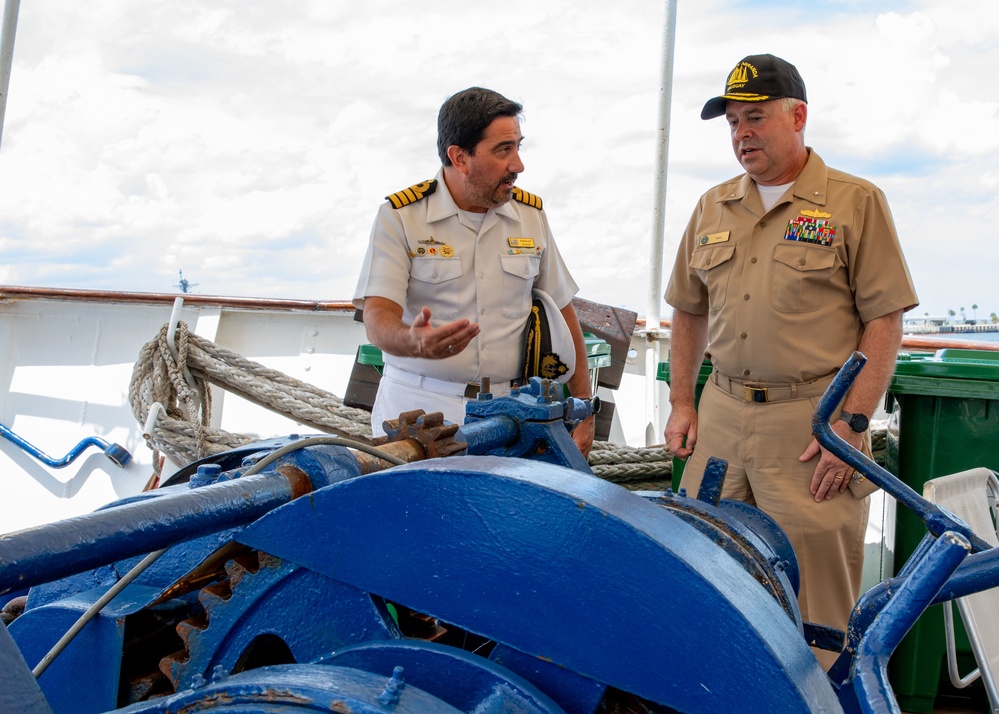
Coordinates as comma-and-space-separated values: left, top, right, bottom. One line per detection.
664, 54, 918, 668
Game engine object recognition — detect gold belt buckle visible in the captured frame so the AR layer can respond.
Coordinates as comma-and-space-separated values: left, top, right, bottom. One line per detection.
743, 385, 769, 403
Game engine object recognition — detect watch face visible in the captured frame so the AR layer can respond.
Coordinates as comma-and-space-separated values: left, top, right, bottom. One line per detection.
842, 411, 868, 432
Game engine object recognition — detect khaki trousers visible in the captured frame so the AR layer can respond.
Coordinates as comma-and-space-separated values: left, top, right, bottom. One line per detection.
679, 376, 869, 668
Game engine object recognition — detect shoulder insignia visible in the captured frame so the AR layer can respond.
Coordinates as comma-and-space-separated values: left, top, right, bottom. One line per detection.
512, 187, 543, 210
386, 180, 438, 209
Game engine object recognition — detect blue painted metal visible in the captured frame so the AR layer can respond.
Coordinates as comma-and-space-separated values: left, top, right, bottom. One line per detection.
0, 422, 131, 468
693, 454, 728, 505
158, 553, 399, 695
0, 474, 300, 596
116, 664, 466, 713
238, 455, 840, 712
0, 619, 53, 714
812, 352, 992, 553
0, 443, 361, 596
9, 584, 160, 713
837, 532, 971, 714
831, 543, 999, 689
22, 527, 239, 609
4, 363, 999, 713
321, 640, 566, 713
459, 377, 593, 473
648, 489, 801, 617
488, 643, 608, 713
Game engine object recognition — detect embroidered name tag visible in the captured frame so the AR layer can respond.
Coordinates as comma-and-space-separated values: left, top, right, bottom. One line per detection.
699, 231, 730, 246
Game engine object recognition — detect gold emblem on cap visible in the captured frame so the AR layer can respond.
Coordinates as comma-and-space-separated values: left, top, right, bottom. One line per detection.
727, 61, 759, 91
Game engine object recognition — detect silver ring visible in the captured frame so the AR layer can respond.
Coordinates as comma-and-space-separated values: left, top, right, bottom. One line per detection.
447, 344, 454, 353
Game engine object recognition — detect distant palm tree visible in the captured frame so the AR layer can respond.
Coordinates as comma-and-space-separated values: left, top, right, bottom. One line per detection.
973, 304, 979, 321
992, 312, 998, 324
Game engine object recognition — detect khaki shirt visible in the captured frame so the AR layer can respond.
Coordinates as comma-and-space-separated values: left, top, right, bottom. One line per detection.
354, 168, 578, 383
666, 149, 918, 384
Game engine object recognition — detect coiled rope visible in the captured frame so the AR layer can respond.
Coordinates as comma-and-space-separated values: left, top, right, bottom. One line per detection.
588, 442, 672, 482
128, 322, 885, 487
129, 322, 374, 471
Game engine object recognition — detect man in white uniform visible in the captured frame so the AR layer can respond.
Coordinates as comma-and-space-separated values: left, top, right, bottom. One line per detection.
353, 87, 595, 455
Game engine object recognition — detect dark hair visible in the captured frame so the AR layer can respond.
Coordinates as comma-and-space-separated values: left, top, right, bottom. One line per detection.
437, 87, 523, 166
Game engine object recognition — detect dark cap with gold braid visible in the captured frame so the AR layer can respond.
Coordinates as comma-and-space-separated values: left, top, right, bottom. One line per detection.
701, 54, 807, 120
386, 180, 438, 209
512, 187, 543, 210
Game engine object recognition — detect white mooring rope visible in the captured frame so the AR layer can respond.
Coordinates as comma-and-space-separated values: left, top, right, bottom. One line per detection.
129, 322, 881, 487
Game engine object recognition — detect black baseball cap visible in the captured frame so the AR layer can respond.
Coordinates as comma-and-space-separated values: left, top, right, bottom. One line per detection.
701, 54, 807, 120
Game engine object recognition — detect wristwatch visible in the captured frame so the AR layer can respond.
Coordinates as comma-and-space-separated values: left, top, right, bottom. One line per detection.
839, 411, 870, 433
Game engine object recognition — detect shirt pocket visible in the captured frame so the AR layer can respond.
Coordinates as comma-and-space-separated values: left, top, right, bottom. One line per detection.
410, 257, 463, 319
499, 254, 541, 319
770, 242, 840, 314
690, 243, 736, 313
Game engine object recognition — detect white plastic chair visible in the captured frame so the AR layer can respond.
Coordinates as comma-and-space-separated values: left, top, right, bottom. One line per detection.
923, 467, 999, 713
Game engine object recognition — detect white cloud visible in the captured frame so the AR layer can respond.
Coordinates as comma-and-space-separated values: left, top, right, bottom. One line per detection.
0, 0, 997, 316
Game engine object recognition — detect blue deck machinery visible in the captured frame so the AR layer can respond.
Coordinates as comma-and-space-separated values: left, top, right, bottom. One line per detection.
1, 357, 997, 713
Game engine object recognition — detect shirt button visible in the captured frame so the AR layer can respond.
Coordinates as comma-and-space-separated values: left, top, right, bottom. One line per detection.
751, 257, 758, 264
760, 221, 767, 228
799, 259, 806, 266
432, 273, 439, 279
741, 332, 748, 339
478, 272, 484, 279
480, 309, 486, 315
743, 294, 750, 301
743, 369, 751, 377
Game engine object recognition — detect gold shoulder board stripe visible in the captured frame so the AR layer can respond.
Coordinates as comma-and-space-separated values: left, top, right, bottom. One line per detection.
512, 187, 543, 210
386, 179, 438, 209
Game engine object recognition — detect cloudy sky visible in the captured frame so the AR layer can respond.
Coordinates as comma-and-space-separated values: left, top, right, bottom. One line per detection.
0, 0, 996, 321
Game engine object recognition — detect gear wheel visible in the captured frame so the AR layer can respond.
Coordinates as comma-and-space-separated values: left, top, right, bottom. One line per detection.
152, 549, 399, 697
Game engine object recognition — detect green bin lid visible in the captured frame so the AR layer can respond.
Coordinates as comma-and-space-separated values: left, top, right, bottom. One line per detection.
583, 333, 612, 369
890, 348, 999, 398
358, 343, 384, 367
657, 358, 713, 383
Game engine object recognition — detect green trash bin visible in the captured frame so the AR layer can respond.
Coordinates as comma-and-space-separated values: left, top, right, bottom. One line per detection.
583, 333, 612, 392
657, 357, 713, 491
885, 348, 999, 713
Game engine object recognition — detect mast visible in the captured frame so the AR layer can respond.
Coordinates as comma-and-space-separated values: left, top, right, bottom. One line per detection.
0, 0, 19, 149
643, 0, 677, 445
